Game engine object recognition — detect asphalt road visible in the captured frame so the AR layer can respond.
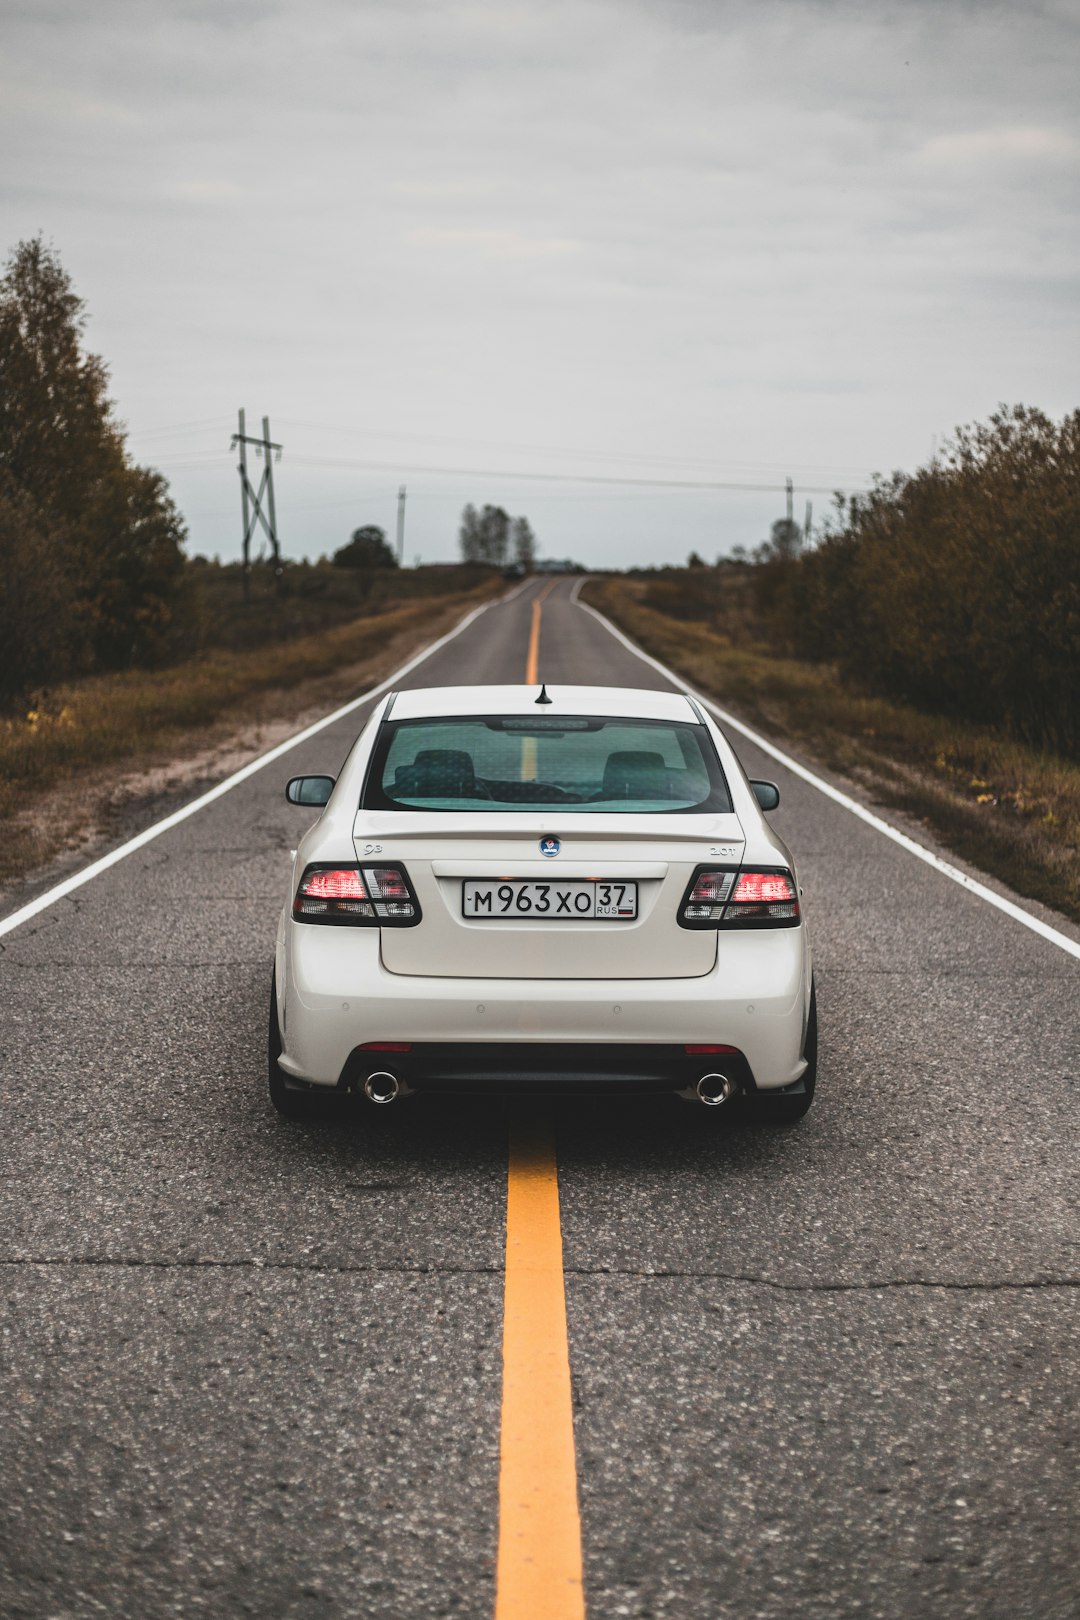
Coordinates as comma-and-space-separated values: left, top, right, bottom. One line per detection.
2, 577, 1077, 1619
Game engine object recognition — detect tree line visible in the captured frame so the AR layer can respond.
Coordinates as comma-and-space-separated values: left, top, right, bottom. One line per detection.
755, 405, 1080, 755
458, 504, 536, 569
332, 509, 540, 574
0, 237, 190, 707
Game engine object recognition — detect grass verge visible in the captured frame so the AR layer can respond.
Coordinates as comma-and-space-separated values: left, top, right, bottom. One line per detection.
584, 578, 1080, 926
0, 579, 503, 892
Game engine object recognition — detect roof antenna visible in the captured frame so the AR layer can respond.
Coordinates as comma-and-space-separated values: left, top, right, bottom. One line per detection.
535, 683, 553, 705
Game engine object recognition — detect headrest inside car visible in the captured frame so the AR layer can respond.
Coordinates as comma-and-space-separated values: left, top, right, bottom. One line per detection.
394, 748, 478, 796
602, 749, 669, 797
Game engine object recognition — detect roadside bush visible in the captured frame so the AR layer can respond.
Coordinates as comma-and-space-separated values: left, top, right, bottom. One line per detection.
773, 406, 1080, 755
0, 476, 83, 703
640, 565, 765, 646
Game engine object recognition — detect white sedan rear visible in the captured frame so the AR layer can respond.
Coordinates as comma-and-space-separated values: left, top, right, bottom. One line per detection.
269, 684, 816, 1121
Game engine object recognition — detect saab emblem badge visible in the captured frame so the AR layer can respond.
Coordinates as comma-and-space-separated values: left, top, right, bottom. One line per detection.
539, 837, 561, 858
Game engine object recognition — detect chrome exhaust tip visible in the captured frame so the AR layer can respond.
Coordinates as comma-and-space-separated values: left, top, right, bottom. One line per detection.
697, 1072, 737, 1107
363, 1071, 400, 1105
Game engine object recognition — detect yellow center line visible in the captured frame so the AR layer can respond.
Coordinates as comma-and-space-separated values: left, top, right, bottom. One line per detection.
524, 579, 558, 685
525, 598, 543, 687
496, 579, 586, 1620
495, 1115, 585, 1620
522, 580, 558, 778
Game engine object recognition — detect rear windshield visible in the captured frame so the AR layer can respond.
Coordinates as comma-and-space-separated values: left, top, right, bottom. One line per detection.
363, 715, 732, 814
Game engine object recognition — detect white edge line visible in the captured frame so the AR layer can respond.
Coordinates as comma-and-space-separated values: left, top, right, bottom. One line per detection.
0, 588, 526, 940
570, 579, 1080, 965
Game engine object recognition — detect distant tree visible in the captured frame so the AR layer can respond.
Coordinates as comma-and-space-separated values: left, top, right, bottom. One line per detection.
333, 524, 398, 569
459, 503, 483, 563
0, 237, 119, 527
0, 235, 188, 691
756, 518, 802, 563
479, 505, 510, 565
511, 515, 536, 572
87, 462, 192, 667
459, 502, 510, 566
687, 550, 706, 568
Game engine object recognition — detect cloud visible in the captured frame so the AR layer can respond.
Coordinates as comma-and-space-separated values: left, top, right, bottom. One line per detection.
406, 226, 582, 260
919, 126, 1080, 167
171, 179, 244, 203
0, 75, 139, 130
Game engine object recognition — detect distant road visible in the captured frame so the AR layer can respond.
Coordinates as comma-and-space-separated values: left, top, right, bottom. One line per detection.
2, 577, 1077, 1619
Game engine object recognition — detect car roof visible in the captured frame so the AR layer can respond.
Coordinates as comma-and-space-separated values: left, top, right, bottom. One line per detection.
386, 684, 699, 722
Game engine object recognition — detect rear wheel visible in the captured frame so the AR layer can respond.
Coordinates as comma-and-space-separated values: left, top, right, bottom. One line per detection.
268, 971, 334, 1120
745, 981, 817, 1125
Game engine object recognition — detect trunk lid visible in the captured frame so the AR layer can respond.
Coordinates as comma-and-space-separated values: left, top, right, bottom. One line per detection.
354, 811, 745, 979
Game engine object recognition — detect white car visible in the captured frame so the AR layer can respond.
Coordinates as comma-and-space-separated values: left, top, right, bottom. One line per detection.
270, 684, 816, 1122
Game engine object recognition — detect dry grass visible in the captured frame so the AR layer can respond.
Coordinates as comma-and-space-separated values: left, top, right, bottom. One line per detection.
0, 579, 502, 889
585, 578, 1080, 924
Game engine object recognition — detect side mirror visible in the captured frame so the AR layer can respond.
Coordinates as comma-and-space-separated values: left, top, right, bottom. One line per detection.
285, 775, 335, 807
750, 779, 780, 812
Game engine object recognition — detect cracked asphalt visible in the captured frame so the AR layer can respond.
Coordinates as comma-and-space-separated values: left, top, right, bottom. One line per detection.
2, 578, 1078, 1619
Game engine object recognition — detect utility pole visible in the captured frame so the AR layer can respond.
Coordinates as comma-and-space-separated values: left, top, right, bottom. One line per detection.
396, 485, 407, 565
261, 417, 281, 584
786, 477, 794, 526
231, 408, 284, 596
804, 500, 813, 546
236, 408, 252, 596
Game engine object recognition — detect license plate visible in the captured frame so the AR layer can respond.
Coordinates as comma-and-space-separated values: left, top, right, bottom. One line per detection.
462, 879, 638, 920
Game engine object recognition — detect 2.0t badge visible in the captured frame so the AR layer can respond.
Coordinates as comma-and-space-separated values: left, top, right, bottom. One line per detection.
539, 837, 561, 858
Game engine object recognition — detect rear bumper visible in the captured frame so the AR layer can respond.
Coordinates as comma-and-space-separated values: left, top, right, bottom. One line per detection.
337, 1042, 770, 1096
277, 918, 811, 1093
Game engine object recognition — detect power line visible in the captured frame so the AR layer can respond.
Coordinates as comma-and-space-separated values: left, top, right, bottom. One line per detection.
278, 453, 861, 496
147, 450, 867, 495
130, 412, 874, 487
137, 424, 871, 493
273, 415, 872, 481
182, 485, 749, 523
128, 416, 225, 441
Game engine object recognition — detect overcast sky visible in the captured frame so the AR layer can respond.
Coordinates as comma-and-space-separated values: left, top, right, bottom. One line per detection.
2, 0, 1078, 567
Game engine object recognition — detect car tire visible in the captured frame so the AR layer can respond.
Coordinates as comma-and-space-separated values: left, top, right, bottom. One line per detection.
268, 971, 332, 1120
745, 980, 817, 1125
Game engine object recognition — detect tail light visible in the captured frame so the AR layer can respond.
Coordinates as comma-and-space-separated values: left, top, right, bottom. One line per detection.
293, 862, 420, 926
678, 866, 799, 929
